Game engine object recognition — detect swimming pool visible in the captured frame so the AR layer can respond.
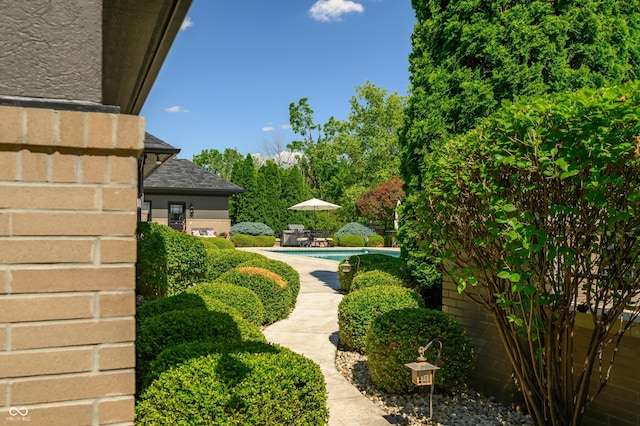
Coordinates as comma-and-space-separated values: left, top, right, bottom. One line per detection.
268, 248, 400, 262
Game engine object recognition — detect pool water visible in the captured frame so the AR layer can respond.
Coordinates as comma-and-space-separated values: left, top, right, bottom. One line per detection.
270, 248, 400, 262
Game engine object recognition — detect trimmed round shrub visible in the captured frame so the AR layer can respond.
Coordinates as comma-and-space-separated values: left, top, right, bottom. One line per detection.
136, 307, 265, 392
217, 267, 292, 325
231, 234, 256, 247
205, 249, 265, 280
136, 291, 209, 327
335, 222, 377, 239
366, 308, 474, 394
366, 235, 385, 247
338, 286, 424, 352
254, 235, 276, 247
186, 282, 265, 326
350, 270, 403, 292
338, 254, 407, 293
136, 222, 207, 299
210, 237, 235, 250
239, 258, 300, 306
229, 222, 274, 236
136, 342, 328, 425
197, 237, 220, 251
339, 234, 365, 247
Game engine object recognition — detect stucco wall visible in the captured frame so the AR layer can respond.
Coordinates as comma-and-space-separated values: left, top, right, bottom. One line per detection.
0, 1, 102, 103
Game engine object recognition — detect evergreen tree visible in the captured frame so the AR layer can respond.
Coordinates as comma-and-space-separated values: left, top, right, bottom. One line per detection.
281, 165, 310, 227
255, 161, 284, 232
229, 154, 258, 224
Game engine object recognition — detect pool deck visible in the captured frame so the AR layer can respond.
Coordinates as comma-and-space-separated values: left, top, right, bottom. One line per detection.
241, 247, 396, 426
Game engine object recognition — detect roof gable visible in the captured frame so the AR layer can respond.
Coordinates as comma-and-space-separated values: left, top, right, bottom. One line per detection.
144, 159, 245, 195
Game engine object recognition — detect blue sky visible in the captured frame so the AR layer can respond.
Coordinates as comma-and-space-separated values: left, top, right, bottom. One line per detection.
141, 0, 416, 160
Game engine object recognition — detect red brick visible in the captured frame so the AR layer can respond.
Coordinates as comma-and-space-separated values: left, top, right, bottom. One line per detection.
10, 370, 134, 405
98, 343, 135, 370
0, 185, 97, 210
10, 266, 135, 293
12, 212, 136, 237
11, 317, 134, 350
0, 239, 94, 264
100, 238, 137, 263
87, 112, 114, 149
0, 105, 23, 144
0, 347, 93, 377
99, 396, 135, 424
0, 294, 94, 322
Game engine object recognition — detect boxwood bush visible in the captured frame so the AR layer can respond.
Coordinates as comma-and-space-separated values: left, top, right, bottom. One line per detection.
338, 254, 407, 293
339, 234, 365, 247
366, 234, 385, 247
216, 266, 292, 325
197, 237, 220, 251
186, 282, 265, 326
136, 222, 207, 299
231, 234, 256, 247
239, 258, 301, 306
209, 237, 235, 250
136, 342, 328, 425
338, 286, 424, 352
205, 249, 265, 280
335, 222, 377, 239
254, 235, 276, 247
229, 222, 274, 236
350, 270, 403, 292
136, 291, 209, 327
136, 307, 265, 392
366, 308, 474, 394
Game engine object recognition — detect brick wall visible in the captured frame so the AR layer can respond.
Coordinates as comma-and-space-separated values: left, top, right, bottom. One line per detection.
0, 106, 143, 425
443, 275, 640, 425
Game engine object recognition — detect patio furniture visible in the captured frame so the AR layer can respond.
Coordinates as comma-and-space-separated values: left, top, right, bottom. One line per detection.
281, 224, 311, 247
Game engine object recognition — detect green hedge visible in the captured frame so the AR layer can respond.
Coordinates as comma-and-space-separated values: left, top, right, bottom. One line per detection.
136, 291, 209, 327
231, 234, 256, 247
205, 249, 265, 280
210, 237, 235, 250
254, 235, 276, 247
197, 237, 220, 251
136, 342, 328, 425
350, 270, 403, 292
185, 282, 265, 326
366, 308, 474, 394
229, 222, 274, 236
239, 258, 300, 306
337, 254, 407, 293
339, 235, 365, 247
366, 235, 385, 247
338, 286, 424, 352
216, 267, 292, 325
135, 307, 265, 392
136, 222, 207, 299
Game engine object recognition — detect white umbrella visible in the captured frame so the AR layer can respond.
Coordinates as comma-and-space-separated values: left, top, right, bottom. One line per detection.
288, 198, 341, 229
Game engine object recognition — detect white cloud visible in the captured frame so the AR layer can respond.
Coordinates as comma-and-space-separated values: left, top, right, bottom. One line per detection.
262, 126, 274, 132
180, 16, 193, 31
165, 105, 189, 113
281, 124, 292, 130
309, 0, 364, 22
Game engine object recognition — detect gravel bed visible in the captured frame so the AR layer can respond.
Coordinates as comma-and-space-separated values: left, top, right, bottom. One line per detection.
335, 349, 532, 426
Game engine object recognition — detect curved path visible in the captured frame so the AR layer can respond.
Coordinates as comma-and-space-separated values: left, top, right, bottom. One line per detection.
243, 248, 393, 426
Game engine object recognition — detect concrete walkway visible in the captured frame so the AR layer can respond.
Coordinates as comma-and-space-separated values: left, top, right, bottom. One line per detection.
243, 248, 392, 426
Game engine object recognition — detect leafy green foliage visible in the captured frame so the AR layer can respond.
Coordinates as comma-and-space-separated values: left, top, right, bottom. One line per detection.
230, 234, 256, 247
420, 82, 640, 424
350, 270, 403, 292
355, 178, 405, 232
337, 254, 407, 293
207, 237, 235, 250
254, 235, 276, 247
335, 222, 377, 239
192, 147, 243, 180
216, 267, 292, 325
366, 308, 474, 394
229, 222, 274, 236
338, 286, 424, 352
136, 222, 207, 298
338, 235, 365, 247
240, 258, 301, 304
135, 307, 265, 392
205, 249, 264, 281
136, 342, 329, 425
186, 282, 265, 326
366, 235, 384, 247
229, 154, 258, 224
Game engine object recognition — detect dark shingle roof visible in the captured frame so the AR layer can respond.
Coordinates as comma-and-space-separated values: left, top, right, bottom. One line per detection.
144, 159, 245, 195
144, 132, 180, 154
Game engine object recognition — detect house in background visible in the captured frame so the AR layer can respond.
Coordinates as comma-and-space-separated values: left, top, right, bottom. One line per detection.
143, 158, 244, 235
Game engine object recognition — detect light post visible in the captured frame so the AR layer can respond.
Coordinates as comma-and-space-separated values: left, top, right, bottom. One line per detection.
405, 339, 443, 419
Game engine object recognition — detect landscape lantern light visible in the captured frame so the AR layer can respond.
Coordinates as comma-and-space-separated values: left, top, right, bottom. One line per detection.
189, 203, 194, 218
405, 339, 443, 419
341, 258, 351, 273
